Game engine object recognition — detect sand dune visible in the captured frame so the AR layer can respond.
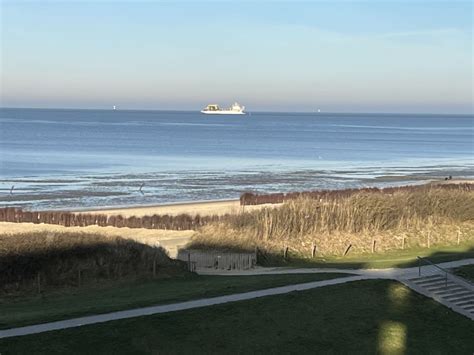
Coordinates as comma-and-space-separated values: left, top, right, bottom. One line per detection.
0, 222, 194, 258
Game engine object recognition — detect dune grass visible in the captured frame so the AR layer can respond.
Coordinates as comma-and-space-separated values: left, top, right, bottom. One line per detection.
192, 187, 474, 261
0, 273, 348, 329
0, 232, 188, 294
1, 280, 473, 354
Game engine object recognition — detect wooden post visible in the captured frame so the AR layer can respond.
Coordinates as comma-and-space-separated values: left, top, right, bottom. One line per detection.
371, 239, 376, 253
343, 244, 352, 256
457, 230, 461, 245
401, 237, 405, 250
311, 242, 316, 258
283, 246, 289, 259
37, 272, 41, 294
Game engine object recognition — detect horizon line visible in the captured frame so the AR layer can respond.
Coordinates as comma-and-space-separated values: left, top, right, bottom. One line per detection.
1, 106, 473, 117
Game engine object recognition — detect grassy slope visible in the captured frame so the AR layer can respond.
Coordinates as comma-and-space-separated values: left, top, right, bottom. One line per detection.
0, 231, 188, 294
193, 187, 474, 261
0, 273, 347, 329
263, 243, 474, 268
1, 280, 473, 354
453, 264, 474, 282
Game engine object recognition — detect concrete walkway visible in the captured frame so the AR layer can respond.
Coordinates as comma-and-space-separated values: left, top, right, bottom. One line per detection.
0, 275, 367, 339
196, 258, 474, 280
400, 274, 474, 320
1, 258, 473, 339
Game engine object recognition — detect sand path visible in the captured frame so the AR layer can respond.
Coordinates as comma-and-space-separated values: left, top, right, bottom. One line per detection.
0, 222, 194, 258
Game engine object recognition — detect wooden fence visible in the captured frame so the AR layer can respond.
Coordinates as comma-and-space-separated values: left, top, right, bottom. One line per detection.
0, 208, 224, 231
177, 249, 257, 270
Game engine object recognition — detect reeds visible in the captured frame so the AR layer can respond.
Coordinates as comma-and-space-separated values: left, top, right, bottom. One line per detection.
2, 184, 470, 232
240, 183, 474, 205
233, 187, 473, 237
194, 186, 474, 256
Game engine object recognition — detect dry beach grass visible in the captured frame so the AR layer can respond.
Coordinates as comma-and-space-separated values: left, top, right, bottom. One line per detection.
191, 186, 474, 257
0, 231, 188, 294
1, 182, 473, 291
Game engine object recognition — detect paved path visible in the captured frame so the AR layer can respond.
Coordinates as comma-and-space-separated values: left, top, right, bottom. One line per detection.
1, 258, 473, 339
196, 258, 474, 280
0, 275, 367, 339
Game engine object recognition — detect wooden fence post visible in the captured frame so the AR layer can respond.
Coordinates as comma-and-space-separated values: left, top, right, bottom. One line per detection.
343, 244, 352, 256
283, 246, 289, 259
372, 239, 376, 253
311, 242, 316, 258
37, 272, 41, 294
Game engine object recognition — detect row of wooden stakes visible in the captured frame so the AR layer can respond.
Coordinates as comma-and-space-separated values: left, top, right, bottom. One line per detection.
0, 207, 225, 231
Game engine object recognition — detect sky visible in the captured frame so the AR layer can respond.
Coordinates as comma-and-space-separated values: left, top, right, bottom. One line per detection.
1, 0, 473, 113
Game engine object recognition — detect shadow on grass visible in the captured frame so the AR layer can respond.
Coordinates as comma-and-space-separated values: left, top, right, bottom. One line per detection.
254, 244, 474, 269
0, 244, 473, 353
258, 245, 474, 354
0, 232, 189, 295
0, 279, 473, 353
373, 246, 474, 353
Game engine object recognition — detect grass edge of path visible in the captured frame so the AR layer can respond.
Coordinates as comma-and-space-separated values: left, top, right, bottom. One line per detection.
0, 272, 350, 330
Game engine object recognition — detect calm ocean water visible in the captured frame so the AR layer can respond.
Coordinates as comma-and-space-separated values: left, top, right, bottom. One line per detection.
0, 108, 473, 210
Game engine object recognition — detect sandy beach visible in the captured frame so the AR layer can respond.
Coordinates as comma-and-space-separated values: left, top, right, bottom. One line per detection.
79, 199, 280, 217
0, 200, 280, 257
78, 179, 471, 218
1, 180, 471, 258
432, 179, 474, 185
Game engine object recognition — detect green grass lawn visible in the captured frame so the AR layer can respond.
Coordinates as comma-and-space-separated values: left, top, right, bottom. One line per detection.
1, 279, 473, 354
264, 243, 474, 269
0, 273, 348, 329
453, 264, 474, 282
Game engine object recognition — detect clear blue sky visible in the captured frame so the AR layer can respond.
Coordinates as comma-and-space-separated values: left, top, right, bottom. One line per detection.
1, 1, 472, 113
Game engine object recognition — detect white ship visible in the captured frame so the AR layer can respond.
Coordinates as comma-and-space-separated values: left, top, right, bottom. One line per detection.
201, 102, 245, 115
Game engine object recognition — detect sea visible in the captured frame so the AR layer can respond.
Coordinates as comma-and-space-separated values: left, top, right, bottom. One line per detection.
0, 108, 473, 210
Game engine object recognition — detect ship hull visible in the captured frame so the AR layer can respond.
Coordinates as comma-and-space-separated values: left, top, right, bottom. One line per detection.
201, 110, 245, 115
